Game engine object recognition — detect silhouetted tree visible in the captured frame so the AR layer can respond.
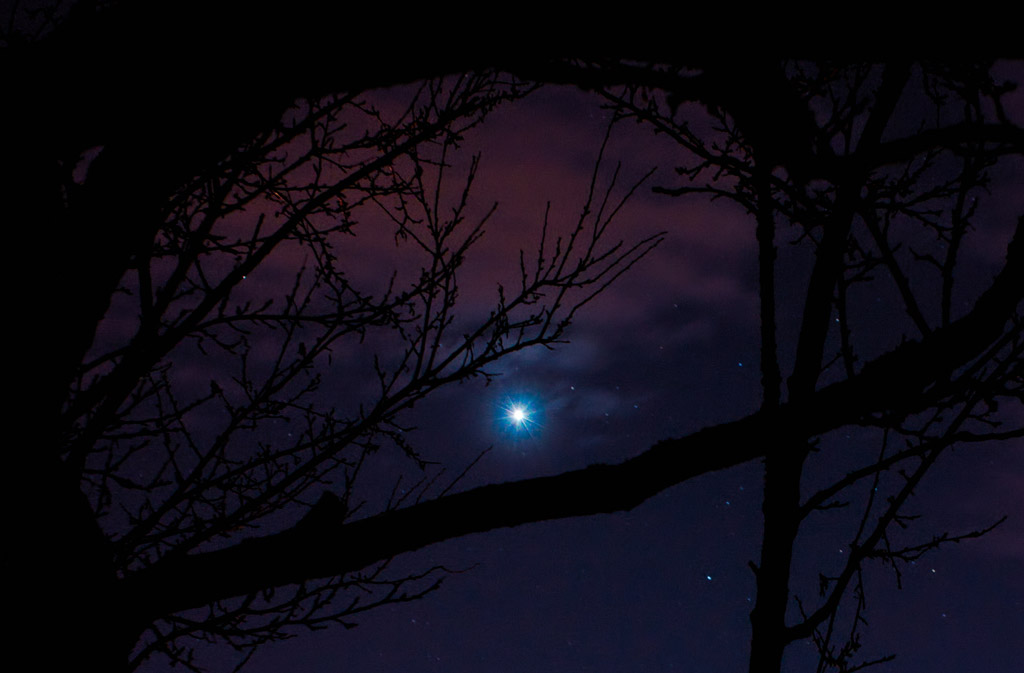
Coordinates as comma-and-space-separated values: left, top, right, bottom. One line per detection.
590, 58, 1024, 673
7, 5, 1023, 672
8, 5, 664, 671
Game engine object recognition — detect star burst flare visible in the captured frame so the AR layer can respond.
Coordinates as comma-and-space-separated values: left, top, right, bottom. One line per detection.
500, 397, 541, 436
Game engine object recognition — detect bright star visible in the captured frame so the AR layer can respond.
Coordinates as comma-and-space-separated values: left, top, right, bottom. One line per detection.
499, 397, 541, 437
510, 405, 528, 425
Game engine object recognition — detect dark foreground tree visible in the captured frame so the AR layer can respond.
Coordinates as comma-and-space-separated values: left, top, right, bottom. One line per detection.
7, 5, 1023, 672
591, 59, 1024, 672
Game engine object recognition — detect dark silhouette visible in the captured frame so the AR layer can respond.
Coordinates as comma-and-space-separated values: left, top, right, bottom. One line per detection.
7, 5, 1023, 672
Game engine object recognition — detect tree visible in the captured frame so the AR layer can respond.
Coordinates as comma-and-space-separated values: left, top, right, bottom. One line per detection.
8, 5, 1023, 672
591, 59, 1024, 672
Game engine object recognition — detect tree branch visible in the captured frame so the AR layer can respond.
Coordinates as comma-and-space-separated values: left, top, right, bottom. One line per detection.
127, 213, 1023, 624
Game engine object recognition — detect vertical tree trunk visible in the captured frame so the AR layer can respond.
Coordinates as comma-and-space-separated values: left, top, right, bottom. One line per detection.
748, 448, 806, 673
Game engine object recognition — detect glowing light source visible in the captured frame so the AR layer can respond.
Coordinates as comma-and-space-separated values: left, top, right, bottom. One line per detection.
510, 405, 528, 425
499, 397, 540, 437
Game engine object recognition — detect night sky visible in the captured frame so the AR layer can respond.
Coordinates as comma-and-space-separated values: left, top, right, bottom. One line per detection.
77, 63, 1023, 672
